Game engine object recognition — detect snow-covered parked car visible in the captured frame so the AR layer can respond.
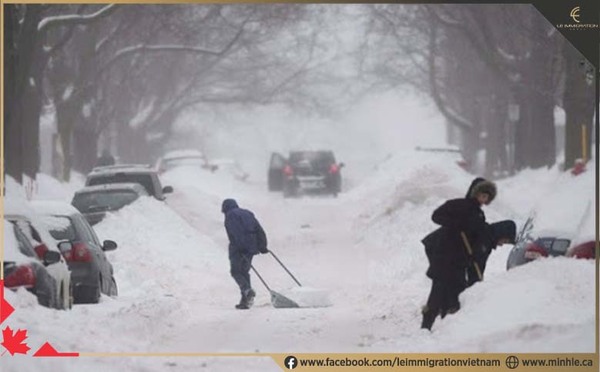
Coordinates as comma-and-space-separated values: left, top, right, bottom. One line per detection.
156, 149, 211, 174
85, 164, 173, 201
506, 228, 573, 270
5, 199, 73, 310
31, 201, 119, 304
4, 219, 63, 309
566, 240, 596, 260
207, 158, 249, 181
71, 183, 149, 226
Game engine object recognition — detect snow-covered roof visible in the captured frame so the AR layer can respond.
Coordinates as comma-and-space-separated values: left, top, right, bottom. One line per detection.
89, 164, 154, 175
30, 200, 80, 217
160, 149, 204, 160
3, 219, 38, 263
74, 183, 148, 195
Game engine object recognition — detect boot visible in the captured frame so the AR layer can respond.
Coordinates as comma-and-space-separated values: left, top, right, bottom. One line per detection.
245, 288, 256, 308
235, 291, 249, 309
420, 306, 437, 331
235, 288, 256, 310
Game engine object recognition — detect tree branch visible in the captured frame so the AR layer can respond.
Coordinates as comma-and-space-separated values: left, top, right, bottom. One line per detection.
38, 4, 118, 33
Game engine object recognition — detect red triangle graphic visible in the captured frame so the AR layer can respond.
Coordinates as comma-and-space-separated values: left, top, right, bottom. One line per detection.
33, 342, 79, 357
0, 282, 15, 324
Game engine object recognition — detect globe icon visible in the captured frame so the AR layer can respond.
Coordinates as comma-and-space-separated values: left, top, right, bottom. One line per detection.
505, 355, 520, 369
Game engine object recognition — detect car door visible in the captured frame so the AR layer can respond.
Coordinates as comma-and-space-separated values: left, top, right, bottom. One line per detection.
77, 215, 113, 291
72, 215, 108, 285
268, 152, 286, 191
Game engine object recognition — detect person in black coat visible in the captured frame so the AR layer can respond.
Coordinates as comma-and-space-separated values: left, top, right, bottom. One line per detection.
221, 198, 268, 309
420, 179, 497, 330
466, 220, 516, 287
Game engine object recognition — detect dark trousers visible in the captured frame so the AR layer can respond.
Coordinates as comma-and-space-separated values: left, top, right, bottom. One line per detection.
230, 251, 253, 294
466, 255, 488, 287
422, 276, 465, 330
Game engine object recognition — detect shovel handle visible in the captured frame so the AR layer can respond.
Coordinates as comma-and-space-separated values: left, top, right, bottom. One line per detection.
269, 250, 302, 287
460, 232, 483, 281
250, 264, 272, 292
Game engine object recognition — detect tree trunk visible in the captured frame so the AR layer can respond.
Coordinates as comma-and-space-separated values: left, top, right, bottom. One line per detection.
514, 19, 557, 170
4, 5, 22, 183
563, 44, 595, 170
22, 51, 46, 179
484, 90, 509, 178
55, 99, 80, 182
73, 122, 99, 173
4, 5, 43, 183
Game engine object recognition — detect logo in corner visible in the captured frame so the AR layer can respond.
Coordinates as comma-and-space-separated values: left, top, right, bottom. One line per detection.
570, 6, 581, 23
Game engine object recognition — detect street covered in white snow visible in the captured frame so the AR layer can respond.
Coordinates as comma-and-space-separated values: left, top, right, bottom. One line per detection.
2, 3, 598, 372
2, 106, 596, 370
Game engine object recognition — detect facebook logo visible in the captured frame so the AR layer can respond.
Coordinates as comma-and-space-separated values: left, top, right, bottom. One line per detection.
284, 355, 298, 369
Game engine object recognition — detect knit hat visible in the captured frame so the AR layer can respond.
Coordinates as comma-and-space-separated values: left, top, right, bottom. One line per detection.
470, 180, 497, 203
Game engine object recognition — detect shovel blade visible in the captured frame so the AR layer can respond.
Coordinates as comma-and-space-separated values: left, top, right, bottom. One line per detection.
270, 290, 300, 308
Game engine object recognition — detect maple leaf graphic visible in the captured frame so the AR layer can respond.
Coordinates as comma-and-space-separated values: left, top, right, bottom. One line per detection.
1, 326, 30, 356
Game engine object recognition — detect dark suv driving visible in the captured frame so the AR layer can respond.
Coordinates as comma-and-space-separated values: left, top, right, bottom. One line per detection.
269, 151, 344, 197
85, 164, 173, 200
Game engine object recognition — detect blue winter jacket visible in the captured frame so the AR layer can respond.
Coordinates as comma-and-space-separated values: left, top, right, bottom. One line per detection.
222, 199, 262, 256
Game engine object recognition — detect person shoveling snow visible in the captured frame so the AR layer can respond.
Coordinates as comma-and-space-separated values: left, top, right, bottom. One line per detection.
221, 198, 269, 310
221, 198, 331, 309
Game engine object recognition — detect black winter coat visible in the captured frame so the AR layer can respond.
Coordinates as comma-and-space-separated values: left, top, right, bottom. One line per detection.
422, 198, 487, 281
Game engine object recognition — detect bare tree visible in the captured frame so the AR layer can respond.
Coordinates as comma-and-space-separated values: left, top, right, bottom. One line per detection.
359, 4, 577, 176
44, 4, 340, 175
4, 4, 117, 183
562, 42, 595, 169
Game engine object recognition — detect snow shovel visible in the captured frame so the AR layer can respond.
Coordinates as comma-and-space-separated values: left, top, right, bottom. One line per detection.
268, 250, 332, 308
461, 231, 483, 281
269, 250, 302, 286
249, 264, 300, 308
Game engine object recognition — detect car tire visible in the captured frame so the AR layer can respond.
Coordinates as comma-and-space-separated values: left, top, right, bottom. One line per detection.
67, 281, 74, 310
78, 278, 101, 304
109, 277, 118, 297
37, 285, 56, 308
59, 283, 66, 310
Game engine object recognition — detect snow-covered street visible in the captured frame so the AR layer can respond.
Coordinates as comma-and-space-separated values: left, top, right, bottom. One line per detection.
3, 140, 596, 371
4, 3, 597, 371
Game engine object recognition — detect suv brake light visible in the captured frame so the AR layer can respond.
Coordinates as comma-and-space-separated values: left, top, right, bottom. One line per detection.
283, 165, 293, 176
5, 265, 36, 288
329, 164, 339, 174
524, 242, 548, 260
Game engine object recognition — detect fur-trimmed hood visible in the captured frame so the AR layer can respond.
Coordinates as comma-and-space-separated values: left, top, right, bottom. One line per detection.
470, 180, 497, 203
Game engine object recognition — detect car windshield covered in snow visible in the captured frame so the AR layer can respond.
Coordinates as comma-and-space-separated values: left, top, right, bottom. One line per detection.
72, 189, 142, 213
41, 215, 76, 241
71, 184, 148, 213
87, 173, 154, 195
85, 165, 172, 200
